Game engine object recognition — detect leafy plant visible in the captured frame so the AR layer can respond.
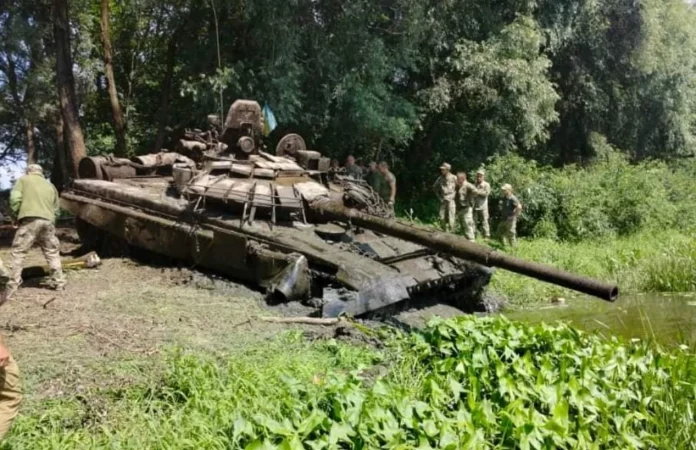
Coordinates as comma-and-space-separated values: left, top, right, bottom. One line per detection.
4, 318, 694, 449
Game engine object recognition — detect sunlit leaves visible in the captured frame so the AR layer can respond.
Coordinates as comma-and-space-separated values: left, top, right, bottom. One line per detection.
4, 317, 695, 448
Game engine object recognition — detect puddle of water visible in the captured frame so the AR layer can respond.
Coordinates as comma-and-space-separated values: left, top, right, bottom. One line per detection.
505, 293, 696, 347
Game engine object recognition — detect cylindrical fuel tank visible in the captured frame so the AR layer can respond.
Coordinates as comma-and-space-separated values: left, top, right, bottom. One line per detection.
78, 156, 136, 181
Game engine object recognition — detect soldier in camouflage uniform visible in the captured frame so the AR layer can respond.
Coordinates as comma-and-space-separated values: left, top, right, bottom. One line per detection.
5, 164, 66, 301
498, 183, 522, 247
377, 161, 396, 215
344, 155, 363, 179
473, 169, 491, 238
365, 161, 382, 193
433, 163, 457, 231
455, 172, 481, 241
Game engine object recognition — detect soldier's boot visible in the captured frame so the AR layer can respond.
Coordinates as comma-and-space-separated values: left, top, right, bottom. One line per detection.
49, 272, 67, 291
2, 281, 20, 304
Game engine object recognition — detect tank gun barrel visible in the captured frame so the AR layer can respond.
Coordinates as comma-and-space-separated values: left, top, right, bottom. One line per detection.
310, 199, 619, 302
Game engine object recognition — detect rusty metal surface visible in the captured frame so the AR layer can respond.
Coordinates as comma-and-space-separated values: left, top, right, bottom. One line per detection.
63, 176, 477, 316
276, 133, 306, 157
62, 99, 541, 317
310, 199, 619, 302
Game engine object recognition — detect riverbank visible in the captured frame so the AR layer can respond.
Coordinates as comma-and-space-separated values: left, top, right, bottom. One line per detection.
1, 227, 694, 448
4, 316, 694, 449
490, 228, 696, 308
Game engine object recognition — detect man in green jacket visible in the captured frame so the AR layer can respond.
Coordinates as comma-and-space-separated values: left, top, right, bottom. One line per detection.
4, 164, 65, 301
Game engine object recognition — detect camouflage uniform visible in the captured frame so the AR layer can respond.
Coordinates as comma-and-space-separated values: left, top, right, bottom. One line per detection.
7, 168, 66, 297
0, 337, 22, 440
0, 260, 8, 287
474, 180, 491, 238
434, 173, 457, 231
344, 164, 363, 179
379, 171, 397, 216
498, 194, 521, 247
365, 169, 383, 193
8, 218, 66, 291
456, 181, 479, 241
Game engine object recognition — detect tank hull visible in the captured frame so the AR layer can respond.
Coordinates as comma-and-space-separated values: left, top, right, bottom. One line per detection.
62, 178, 492, 317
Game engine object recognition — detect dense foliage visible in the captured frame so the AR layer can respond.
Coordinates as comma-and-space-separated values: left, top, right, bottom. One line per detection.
477, 149, 696, 241
4, 317, 694, 448
2, 0, 696, 198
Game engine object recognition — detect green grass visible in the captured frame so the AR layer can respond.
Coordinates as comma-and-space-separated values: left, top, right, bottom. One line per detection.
3, 317, 695, 449
489, 229, 696, 307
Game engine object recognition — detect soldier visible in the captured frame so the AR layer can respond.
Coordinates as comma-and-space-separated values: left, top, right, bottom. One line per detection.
433, 163, 457, 231
498, 183, 522, 247
0, 338, 21, 440
365, 162, 382, 192
455, 172, 480, 241
377, 161, 396, 211
344, 155, 363, 179
5, 164, 66, 301
473, 169, 491, 239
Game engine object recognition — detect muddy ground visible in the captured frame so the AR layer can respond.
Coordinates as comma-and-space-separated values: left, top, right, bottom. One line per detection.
0, 224, 463, 405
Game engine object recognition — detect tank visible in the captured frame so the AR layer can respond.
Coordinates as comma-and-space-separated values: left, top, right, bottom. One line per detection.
60, 100, 618, 318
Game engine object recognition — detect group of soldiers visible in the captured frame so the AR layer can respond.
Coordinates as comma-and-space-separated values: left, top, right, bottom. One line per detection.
331, 155, 523, 246
433, 163, 522, 246
0, 163, 65, 439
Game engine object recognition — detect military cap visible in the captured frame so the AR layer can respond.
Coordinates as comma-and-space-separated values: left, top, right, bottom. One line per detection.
27, 164, 43, 174
439, 163, 451, 170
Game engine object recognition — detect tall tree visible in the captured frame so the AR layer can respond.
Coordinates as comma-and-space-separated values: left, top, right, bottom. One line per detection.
152, 34, 178, 153
100, 0, 127, 156
0, 1, 52, 166
52, 0, 87, 176
50, 108, 68, 190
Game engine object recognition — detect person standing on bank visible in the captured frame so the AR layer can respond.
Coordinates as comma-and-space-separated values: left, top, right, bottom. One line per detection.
498, 183, 522, 247
473, 169, 491, 238
433, 163, 457, 231
6, 164, 66, 301
455, 172, 481, 241
344, 155, 363, 179
377, 161, 396, 213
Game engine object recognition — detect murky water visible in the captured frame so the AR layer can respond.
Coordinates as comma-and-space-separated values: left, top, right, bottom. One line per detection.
506, 293, 696, 347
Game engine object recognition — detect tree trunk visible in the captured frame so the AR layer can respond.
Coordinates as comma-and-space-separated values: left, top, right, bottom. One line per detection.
25, 120, 37, 165
51, 110, 68, 191
53, 0, 87, 177
153, 36, 178, 152
100, 0, 127, 157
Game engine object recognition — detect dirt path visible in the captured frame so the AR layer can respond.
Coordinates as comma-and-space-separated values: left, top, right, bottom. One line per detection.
0, 226, 324, 403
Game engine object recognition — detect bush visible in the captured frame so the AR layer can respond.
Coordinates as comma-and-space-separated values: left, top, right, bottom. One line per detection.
482, 148, 695, 241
